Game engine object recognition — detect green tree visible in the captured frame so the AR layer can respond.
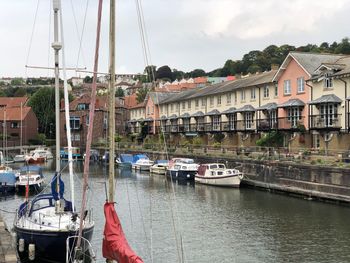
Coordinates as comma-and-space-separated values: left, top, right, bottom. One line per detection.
14, 87, 27, 97
84, 76, 93, 83
143, 65, 157, 82
136, 87, 149, 104
335, 38, 350, 54
10, 78, 24, 86
172, 69, 185, 80
155, 65, 173, 81
115, 87, 125, 97
0, 90, 6, 97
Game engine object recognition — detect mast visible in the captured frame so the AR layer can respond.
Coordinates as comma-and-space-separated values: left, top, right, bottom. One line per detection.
108, 0, 116, 203
20, 102, 23, 153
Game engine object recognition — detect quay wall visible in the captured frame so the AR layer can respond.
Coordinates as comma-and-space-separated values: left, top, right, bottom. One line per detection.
0, 213, 17, 263
124, 149, 350, 204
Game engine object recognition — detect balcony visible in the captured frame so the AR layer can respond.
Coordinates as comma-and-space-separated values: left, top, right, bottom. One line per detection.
256, 119, 278, 131
277, 117, 305, 131
309, 114, 341, 131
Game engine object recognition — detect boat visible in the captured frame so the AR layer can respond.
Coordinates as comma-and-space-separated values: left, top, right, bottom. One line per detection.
13, 153, 26, 163
150, 160, 169, 175
24, 150, 46, 164
134, 158, 154, 171
60, 146, 81, 160
166, 158, 199, 180
16, 165, 44, 193
14, 102, 27, 163
83, 149, 100, 162
14, 1, 94, 261
117, 153, 133, 169
195, 163, 243, 187
0, 166, 17, 195
131, 153, 150, 169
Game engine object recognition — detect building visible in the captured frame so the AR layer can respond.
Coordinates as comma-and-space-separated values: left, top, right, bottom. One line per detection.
60, 94, 128, 149
68, 77, 84, 87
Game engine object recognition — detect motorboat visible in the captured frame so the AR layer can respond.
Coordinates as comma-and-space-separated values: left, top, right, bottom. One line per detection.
0, 166, 17, 195
117, 153, 133, 169
131, 154, 150, 170
25, 147, 54, 164
60, 146, 81, 160
166, 158, 199, 180
83, 149, 100, 162
133, 158, 154, 171
14, 154, 26, 163
150, 160, 169, 175
16, 166, 44, 193
195, 163, 243, 187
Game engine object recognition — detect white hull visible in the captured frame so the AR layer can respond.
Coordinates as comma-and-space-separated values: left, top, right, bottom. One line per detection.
150, 166, 166, 175
133, 164, 152, 171
195, 175, 241, 187
14, 155, 26, 162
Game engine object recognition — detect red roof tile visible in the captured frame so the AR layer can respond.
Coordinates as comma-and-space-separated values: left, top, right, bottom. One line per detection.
0, 97, 28, 108
0, 106, 31, 121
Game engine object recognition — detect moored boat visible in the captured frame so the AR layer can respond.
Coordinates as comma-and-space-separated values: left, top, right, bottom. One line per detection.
16, 165, 44, 193
195, 163, 243, 187
134, 158, 154, 171
150, 160, 169, 175
117, 153, 133, 169
166, 158, 199, 180
0, 166, 17, 195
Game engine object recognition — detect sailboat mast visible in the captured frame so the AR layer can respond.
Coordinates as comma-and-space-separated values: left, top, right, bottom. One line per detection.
108, 0, 116, 203
53, 0, 62, 174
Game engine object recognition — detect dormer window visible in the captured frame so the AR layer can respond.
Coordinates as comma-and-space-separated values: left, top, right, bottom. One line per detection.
324, 74, 333, 88
77, 103, 89, 110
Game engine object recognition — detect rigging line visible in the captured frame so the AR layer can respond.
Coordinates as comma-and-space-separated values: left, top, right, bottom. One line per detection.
70, 0, 90, 71
25, 0, 41, 77
125, 176, 134, 228
134, 0, 148, 73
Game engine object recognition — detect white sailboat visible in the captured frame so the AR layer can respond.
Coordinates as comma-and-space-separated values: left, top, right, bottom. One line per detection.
14, 1, 94, 262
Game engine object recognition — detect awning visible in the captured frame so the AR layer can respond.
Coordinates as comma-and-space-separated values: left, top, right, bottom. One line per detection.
180, 113, 191, 118
191, 111, 204, 117
169, 114, 178, 120
128, 119, 137, 123
278, 98, 305, 108
206, 109, 221, 116
256, 102, 277, 111
222, 107, 236, 115
235, 105, 255, 112
308, 94, 342, 105
144, 117, 153, 122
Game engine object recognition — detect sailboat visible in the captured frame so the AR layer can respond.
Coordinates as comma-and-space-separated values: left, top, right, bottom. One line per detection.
14, 1, 94, 262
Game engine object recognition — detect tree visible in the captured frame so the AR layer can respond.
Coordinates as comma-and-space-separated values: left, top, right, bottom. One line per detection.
172, 69, 185, 80
84, 76, 93, 83
187, 69, 206, 78
14, 87, 26, 97
115, 87, 125, 97
335, 38, 350, 54
136, 87, 149, 104
143, 65, 157, 82
10, 78, 24, 86
155, 65, 173, 81
27, 87, 62, 137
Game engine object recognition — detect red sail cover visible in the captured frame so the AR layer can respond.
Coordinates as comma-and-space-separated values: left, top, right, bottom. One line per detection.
103, 202, 144, 263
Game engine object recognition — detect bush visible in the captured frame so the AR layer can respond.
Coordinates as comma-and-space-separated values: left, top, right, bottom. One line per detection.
213, 133, 225, 143
192, 137, 203, 146
256, 131, 283, 147
212, 142, 221, 148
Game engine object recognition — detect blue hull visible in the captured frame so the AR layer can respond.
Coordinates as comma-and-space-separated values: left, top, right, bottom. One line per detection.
15, 225, 94, 263
166, 170, 196, 181
0, 185, 15, 196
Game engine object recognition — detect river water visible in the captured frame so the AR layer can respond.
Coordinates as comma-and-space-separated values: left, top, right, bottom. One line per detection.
1, 161, 350, 263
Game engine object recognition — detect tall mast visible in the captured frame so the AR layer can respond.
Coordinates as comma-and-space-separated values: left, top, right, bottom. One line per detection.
52, 0, 62, 173
108, 0, 116, 203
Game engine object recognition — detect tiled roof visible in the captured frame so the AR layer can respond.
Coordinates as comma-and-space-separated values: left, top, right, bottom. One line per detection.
222, 107, 236, 114
278, 98, 305, 108
308, 94, 342, 105
206, 109, 221, 116
235, 104, 255, 112
180, 113, 191, 118
256, 102, 278, 111
191, 111, 204, 117
65, 94, 125, 111
0, 97, 28, 108
124, 93, 138, 108
0, 106, 32, 121
148, 92, 177, 105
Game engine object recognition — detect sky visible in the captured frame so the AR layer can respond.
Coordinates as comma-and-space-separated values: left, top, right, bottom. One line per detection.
1, 0, 350, 78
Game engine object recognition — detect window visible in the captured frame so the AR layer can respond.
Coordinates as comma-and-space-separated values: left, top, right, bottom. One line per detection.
69, 117, 80, 130
11, 122, 19, 128
210, 97, 214, 106
201, 98, 206, 107
176, 103, 179, 110
287, 107, 303, 127
319, 104, 338, 127
72, 134, 80, 141
182, 102, 186, 110
228, 114, 236, 130
297, 77, 305, 93
147, 106, 150, 114
284, 80, 291, 95
263, 86, 269, 98
103, 114, 108, 129
234, 92, 237, 104
244, 112, 254, 129
241, 90, 246, 101
187, 101, 191, 109
170, 104, 174, 111
77, 103, 89, 111
251, 88, 256, 100
211, 116, 220, 131
324, 75, 333, 88
86, 115, 89, 125
226, 93, 231, 104
274, 84, 278, 97
217, 95, 221, 105
195, 99, 199, 108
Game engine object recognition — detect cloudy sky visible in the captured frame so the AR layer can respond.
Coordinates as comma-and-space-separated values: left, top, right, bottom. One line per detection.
1, 0, 350, 78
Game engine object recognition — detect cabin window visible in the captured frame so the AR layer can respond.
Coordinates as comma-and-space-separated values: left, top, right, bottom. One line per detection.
218, 171, 223, 175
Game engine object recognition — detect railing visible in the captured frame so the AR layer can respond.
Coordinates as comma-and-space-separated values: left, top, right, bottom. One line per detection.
256, 119, 278, 131
309, 114, 342, 130
277, 117, 305, 131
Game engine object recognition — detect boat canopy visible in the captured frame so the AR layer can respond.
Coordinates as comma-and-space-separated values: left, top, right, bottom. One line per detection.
132, 154, 149, 163
20, 165, 42, 172
120, 154, 133, 163
0, 172, 16, 184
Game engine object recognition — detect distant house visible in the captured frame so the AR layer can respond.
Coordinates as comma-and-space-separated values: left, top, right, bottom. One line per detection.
60, 94, 128, 149
68, 77, 84, 87
0, 106, 38, 145
0, 97, 28, 108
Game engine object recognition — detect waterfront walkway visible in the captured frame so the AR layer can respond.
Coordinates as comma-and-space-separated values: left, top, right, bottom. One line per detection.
0, 213, 17, 263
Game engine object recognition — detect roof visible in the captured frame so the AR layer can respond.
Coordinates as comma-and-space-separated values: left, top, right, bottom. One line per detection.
160, 88, 198, 104
169, 114, 178, 119
0, 106, 32, 121
0, 97, 28, 108
308, 94, 342, 105
64, 94, 125, 111
278, 98, 305, 108
148, 92, 177, 105
256, 102, 278, 111
273, 52, 346, 81
180, 113, 191, 118
191, 111, 204, 117
222, 107, 236, 114
124, 93, 138, 108
144, 117, 153, 122
206, 109, 221, 116
235, 104, 255, 112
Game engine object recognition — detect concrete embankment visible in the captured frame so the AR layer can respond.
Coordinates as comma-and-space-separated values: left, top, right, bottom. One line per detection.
126, 149, 350, 205
0, 213, 17, 263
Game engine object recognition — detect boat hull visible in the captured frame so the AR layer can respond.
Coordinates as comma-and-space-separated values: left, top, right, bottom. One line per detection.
15, 224, 94, 263
195, 174, 241, 187
26, 157, 46, 164
0, 184, 15, 195
16, 182, 44, 194
118, 162, 132, 169
150, 167, 166, 175
167, 170, 196, 181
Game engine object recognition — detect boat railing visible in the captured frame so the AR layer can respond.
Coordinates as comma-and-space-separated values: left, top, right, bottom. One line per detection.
66, 236, 96, 263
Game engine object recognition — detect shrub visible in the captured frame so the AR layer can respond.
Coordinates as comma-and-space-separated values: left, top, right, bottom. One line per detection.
256, 131, 283, 147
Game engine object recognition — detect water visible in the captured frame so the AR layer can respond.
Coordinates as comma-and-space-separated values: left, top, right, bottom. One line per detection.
1, 161, 350, 263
